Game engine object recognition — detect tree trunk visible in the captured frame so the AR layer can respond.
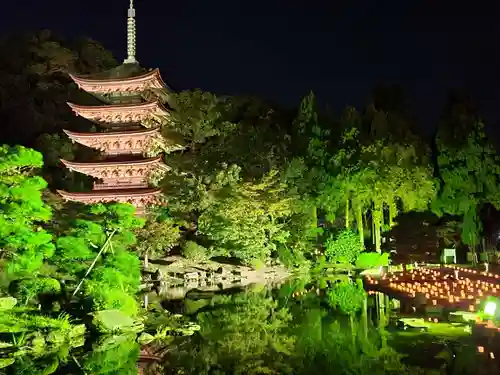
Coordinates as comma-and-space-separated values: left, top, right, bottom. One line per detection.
349, 314, 356, 346
377, 293, 388, 347
362, 294, 368, 340
471, 245, 478, 266
373, 201, 382, 253
388, 199, 397, 228
345, 198, 350, 229
482, 237, 487, 263
73, 229, 117, 297
144, 251, 149, 309
355, 203, 364, 248
372, 212, 376, 246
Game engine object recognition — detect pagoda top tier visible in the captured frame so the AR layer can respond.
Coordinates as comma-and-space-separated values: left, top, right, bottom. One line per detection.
69, 65, 167, 95
68, 100, 169, 125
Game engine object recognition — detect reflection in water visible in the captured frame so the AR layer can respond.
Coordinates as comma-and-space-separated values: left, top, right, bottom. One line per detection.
2, 276, 494, 374
158, 278, 412, 375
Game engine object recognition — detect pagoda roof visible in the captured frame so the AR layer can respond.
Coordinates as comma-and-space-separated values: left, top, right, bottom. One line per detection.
63, 127, 159, 139
63, 127, 161, 154
69, 65, 168, 94
57, 187, 161, 199
67, 100, 169, 124
61, 155, 166, 170
61, 156, 168, 180
57, 188, 163, 214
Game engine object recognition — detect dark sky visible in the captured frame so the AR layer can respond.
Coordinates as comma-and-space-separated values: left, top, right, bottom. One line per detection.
3, 0, 500, 131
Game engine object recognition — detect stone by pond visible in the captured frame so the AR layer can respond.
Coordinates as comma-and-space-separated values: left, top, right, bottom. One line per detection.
142, 255, 291, 301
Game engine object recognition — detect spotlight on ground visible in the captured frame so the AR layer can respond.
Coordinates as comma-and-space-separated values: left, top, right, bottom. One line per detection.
484, 301, 497, 316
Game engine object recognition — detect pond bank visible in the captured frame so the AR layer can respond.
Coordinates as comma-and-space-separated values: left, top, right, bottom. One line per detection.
142, 256, 291, 300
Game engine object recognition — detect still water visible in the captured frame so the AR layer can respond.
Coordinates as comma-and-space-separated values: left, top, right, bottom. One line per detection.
1, 276, 493, 375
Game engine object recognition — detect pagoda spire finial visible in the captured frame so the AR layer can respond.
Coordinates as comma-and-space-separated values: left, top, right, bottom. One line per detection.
123, 0, 138, 64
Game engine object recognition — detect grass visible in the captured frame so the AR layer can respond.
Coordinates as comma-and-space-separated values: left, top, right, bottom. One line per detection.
388, 320, 474, 369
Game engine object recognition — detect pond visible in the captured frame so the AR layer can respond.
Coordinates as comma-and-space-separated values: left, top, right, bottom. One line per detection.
2, 272, 497, 375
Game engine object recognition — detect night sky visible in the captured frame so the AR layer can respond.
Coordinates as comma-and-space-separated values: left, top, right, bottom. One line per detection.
3, 1, 500, 133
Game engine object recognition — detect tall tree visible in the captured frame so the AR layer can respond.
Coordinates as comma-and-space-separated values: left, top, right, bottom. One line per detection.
1, 146, 55, 301
434, 121, 500, 261
53, 203, 145, 316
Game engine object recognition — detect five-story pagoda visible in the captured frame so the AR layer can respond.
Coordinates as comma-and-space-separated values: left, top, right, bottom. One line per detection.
58, 0, 173, 215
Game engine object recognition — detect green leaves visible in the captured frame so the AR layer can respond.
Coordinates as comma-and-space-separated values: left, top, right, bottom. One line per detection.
91, 310, 142, 334
434, 121, 500, 246
159, 89, 235, 147
326, 280, 366, 316
0, 145, 44, 173
325, 230, 364, 264
355, 252, 390, 269
197, 167, 293, 263
0, 145, 55, 281
0, 297, 17, 311
50, 203, 143, 316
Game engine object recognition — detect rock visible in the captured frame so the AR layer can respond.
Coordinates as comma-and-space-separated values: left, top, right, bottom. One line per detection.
184, 272, 199, 280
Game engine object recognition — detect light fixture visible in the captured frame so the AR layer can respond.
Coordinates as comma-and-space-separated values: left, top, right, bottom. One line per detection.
484, 301, 497, 316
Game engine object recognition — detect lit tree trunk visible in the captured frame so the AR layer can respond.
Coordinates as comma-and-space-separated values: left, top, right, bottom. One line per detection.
373, 200, 383, 253
345, 198, 350, 229
349, 314, 356, 347
144, 251, 149, 309
372, 213, 376, 246
355, 202, 364, 248
73, 229, 117, 297
388, 198, 397, 228
377, 292, 388, 347
362, 293, 368, 340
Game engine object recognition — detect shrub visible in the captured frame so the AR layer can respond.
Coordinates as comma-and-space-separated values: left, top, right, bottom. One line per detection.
324, 230, 364, 264
326, 279, 366, 315
355, 252, 390, 270
182, 241, 208, 262
277, 245, 309, 269
250, 258, 266, 270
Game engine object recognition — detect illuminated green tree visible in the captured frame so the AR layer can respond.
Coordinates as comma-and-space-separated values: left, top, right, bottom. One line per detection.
53, 203, 144, 316
158, 89, 235, 149
317, 109, 435, 253
324, 230, 364, 264
196, 166, 293, 263
135, 213, 182, 263
0, 146, 58, 305
327, 280, 366, 316
434, 121, 500, 261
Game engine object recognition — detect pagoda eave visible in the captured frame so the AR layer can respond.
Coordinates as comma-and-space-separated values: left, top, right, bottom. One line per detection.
67, 101, 170, 124
57, 188, 163, 215
61, 155, 163, 168
69, 68, 167, 94
63, 128, 161, 155
61, 156, 169, 179
57, 188, 162, 199
63, 127, 159, 138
